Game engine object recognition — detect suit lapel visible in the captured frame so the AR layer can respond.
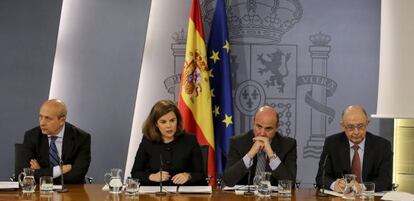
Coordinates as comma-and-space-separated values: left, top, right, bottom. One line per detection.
61, 124, 73, 162
340, 134, 352, 174
40, 134, 50, 166
362, 133, 372, 180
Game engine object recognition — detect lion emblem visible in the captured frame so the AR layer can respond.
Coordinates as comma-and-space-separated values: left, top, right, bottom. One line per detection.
257, 49, 291, 92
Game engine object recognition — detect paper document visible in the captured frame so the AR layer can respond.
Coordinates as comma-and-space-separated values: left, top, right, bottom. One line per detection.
178, 186, 212, 194
381, 191, 414, 201
223, 185, 278, 192
321, 189, 343, 197
0, 182, 18, 189
139, 186, 177, 194
53, 185, 63, 190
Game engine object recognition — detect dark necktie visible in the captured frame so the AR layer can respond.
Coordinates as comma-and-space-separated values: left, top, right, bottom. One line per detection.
49, 136, 60, 167
352, 144, 361, 183
254, 151, 266, 177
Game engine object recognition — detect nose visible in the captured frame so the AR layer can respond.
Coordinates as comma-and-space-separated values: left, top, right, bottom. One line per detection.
256, 128, 265, 136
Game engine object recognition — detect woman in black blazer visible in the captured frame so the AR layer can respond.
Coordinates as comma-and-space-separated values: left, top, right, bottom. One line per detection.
131, 100, 204, 185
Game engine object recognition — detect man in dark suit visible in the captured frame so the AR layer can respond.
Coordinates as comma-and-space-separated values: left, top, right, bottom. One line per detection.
20, 99, 91, 184
223, 106, 297, 187
316, 105, 392, 192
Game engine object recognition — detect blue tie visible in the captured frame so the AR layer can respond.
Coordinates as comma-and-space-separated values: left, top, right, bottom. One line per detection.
49, 136, 60, 167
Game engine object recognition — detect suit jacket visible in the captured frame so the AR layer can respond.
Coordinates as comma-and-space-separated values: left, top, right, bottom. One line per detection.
21, 122, 91, 184
131, 133, 204, 185
223, 130, 297, 187
315, 132, 392, 191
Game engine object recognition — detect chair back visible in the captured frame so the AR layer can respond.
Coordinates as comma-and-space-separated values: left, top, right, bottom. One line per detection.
14, 143, 25, 181
200, 145, 209, 179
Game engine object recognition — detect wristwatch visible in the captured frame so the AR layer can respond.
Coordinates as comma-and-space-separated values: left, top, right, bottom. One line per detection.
269, 153, 277, 160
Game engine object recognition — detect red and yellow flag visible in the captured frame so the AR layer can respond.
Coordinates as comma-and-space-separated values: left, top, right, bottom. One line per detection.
178, 0, 216, 185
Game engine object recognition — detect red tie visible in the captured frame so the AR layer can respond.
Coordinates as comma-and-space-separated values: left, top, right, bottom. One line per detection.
352, 144, 361, 183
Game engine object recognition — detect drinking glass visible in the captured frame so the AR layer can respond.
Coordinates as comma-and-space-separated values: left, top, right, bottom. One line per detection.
125, 178, 139, 195
342, 174, 357, 199
278, 179, 292, 197
40, 176, 54, 193
361, 182, 375, 199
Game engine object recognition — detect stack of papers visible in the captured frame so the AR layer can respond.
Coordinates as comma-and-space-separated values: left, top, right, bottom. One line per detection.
0, 182, 18, 190
381, 191, 414, 201
139, 186, 177, 194
178, 186, 212, 194
138, 186, 212, 194
223, 185, 279, 192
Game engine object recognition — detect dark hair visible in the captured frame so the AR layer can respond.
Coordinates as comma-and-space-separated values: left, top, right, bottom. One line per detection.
142, 100, 184, 142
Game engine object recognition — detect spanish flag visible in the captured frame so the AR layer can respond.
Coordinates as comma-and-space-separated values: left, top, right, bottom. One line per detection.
178, 0, 216, 185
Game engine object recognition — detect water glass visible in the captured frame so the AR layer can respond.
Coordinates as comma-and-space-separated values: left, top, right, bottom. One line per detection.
278, 179, 292, 197
125, 178, 139, 195
342, 174, 357, 199
361, 182, 375, 199
256, 172, 271, 197
40, 176, 54, 193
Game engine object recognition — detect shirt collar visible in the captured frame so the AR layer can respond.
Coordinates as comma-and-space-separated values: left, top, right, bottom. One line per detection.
348, 137, 366, 151
48, 123, 65, 139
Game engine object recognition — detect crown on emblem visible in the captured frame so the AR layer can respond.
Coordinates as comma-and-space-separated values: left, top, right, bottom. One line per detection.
172, 29, 186, 44
203, 0, 303, 43
309, 32, 331, 46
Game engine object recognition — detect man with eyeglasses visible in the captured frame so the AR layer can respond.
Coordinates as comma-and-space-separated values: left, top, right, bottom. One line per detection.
224, 106, 297, 187
315, 105, 392, 192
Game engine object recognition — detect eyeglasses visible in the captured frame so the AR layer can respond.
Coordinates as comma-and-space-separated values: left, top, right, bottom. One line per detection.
344, 123, 367, 131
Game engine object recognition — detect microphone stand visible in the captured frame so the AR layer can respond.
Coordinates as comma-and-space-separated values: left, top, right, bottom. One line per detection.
156, 155, 166, 196
56, 159, 68, 193
317, 154, 329, 197
244, 159, 254, 196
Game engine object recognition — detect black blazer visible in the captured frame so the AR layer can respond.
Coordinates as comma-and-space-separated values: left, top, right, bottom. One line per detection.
223, 130, 297, 187
131, 133, 204, 185
315, 132, 392, 191
21, 122, 91, 184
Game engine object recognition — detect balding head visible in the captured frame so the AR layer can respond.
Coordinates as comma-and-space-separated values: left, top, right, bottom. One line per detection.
340, 105, 369, 144
39, 99, 67, 135
253, 106, 279, 139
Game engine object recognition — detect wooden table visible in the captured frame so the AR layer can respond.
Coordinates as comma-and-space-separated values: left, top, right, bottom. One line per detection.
0, 184, 381, 201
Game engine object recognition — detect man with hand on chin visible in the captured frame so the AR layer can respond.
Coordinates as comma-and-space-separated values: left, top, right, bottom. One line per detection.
316, 105, 392, 192
20, 99, 91, 184
223, 106, 297, 187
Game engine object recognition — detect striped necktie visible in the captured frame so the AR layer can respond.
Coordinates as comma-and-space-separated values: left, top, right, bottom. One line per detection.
254, 151, 266, 177
49, 136, 60, 167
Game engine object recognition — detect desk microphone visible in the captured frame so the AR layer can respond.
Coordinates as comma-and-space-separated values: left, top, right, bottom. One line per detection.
156, 154, 166, 196
244, 159, 254, 196
317, 154, 329, 197
56, 159, 68, 193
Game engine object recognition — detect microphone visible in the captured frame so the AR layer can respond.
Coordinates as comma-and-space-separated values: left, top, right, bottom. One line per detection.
56, 159, 68, 193
317, 154, 329, 197
155, 154, 166, 196
244, 159, 254, 196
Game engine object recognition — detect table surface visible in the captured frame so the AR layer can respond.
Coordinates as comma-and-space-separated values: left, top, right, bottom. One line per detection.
0, 184, 381, 201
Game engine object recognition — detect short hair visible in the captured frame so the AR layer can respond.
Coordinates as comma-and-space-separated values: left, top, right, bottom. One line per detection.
253, 105, 280, 127
341, 105, 368, 120
142, 100, 184, 142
